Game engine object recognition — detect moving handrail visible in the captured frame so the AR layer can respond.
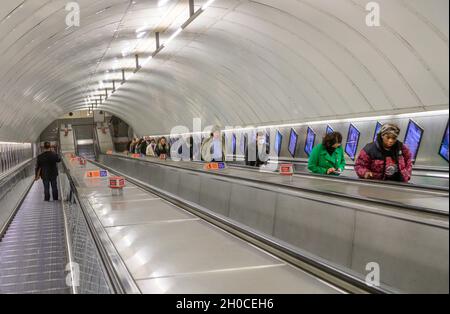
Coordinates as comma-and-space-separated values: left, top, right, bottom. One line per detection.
0, 158, 33, 183
105, 153, 449, 216
0, 158, 35, 237
218, 159, 449, 192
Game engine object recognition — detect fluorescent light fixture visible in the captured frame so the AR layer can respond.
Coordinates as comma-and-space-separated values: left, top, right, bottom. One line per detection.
163, 27, 182, 46
136, 31, 146, 39
143, 110, 449, 138
142, 55, 153, 67
201, 0, 216, 10
100, 0, 216, 104
222, 110, 450, 133
0, 142, 31, 145
158, 0, 171, 7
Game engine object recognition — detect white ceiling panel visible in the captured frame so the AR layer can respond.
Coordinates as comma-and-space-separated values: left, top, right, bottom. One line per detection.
0, 0, 448, 141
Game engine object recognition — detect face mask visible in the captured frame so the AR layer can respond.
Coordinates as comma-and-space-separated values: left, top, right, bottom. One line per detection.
258, 139, 265, 145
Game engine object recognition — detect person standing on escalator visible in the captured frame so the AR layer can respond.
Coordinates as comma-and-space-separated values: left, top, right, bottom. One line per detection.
308, 132, 345, 175
35, 141, 61, 201
355, 124, 413, 182
155, 137, 171, 159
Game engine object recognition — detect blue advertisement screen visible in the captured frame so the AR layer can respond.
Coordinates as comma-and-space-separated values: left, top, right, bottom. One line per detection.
288, 129, 298, 157
374, 122, 383, 142
274, 130, 282, 157
232, 134, 237, 155
404, 120, 424, 162
274, 131, 283, 156
439, 123, 449, 162
345, 124, 360, 160
326, 125, 334, 135
304, 127, 316, 157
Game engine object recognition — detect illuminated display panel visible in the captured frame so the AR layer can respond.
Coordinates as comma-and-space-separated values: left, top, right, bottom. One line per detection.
404, 120, 424, 163
374, 122, 383, 142
439, 121, 449, 162
304, 127, 316, 157
274, 130, 282, 157
288, 129, 298, 157
326, 125, 334, 135
345, 124, 360, 161
232, 133, 237, 156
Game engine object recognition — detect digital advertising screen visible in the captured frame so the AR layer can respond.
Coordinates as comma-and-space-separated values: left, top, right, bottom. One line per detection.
345, 124, 360, 161
374, 122, 383, 142
304, 127, 316, 157
274, 130, 283, 157
232, 133, 237, 156
439, 122, 449, 162
326, 125, 334, 135
288, 129, 298, 157
404, 120, 424, 163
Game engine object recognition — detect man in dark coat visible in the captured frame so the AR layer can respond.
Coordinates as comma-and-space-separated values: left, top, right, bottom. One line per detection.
35, 142, 61, 201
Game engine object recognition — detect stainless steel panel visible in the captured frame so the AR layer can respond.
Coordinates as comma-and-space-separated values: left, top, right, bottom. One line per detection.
274, 194, 355, 267
229, 185, 277, 234
162, 167, 180, 195
178, 172, 201, 203
146, 163, 160, 186
135, 160, 151, 182
135, 264, 341, 294
199, 177, 232, 217
106, 220, 285, 280
92, 199, 195, 227
88, 193, 155, 206
351, 211, 449, 293
79, 186, 143, 198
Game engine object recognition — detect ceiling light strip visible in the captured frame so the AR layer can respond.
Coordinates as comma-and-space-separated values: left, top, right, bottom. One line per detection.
95, 0, 218, 99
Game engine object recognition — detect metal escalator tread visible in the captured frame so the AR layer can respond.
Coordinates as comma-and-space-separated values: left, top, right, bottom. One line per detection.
0, 183, 70, 294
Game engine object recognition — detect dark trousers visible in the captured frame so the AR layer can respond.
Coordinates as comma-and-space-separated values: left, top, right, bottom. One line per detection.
43, 178, 58, 201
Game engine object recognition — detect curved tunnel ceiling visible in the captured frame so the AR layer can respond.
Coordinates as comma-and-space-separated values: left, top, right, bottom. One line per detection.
0, 0, 448, 141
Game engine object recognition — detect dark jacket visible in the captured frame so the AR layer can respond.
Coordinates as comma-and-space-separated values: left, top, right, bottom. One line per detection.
355, 139, 413, 182
140, 141, 148, 155
36, 151, 61, 180
155, 143, 170, 157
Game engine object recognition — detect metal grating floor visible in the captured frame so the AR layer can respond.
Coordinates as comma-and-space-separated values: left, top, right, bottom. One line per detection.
0, 182, 70, 294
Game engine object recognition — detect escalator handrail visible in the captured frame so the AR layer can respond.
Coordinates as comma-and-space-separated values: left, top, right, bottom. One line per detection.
0, 158, 34, 184
105, 153, 449, 217
0, 159, 35, 238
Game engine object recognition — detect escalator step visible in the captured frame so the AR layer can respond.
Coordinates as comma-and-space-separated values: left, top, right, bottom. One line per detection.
0, 183, 70, 294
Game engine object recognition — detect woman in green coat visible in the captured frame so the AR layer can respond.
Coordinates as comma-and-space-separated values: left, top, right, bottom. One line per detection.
308, 132, 346, 175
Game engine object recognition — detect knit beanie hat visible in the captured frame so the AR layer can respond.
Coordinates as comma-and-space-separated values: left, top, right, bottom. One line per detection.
380, 124, 400, 138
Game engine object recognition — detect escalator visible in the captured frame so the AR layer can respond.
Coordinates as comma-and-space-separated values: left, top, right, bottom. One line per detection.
0, 183, 70, 294
73, 125, 95, 160
0, 159, 114, 294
